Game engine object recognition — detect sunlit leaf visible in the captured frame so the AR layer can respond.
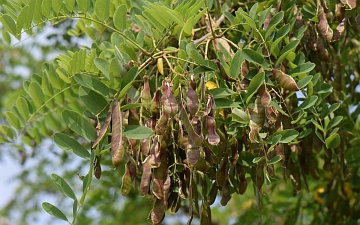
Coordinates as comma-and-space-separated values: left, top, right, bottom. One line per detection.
114, 5, 127, 30
95, 0, 110, 21
50, 173, 77, 200
42, 202, 69, 222
62, 110, 97, 141
54, 133, 90, 159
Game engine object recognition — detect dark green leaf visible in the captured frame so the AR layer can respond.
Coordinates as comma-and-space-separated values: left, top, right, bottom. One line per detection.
242, 49, 269, 68
326, 116, 343, 132
295, 96, 318, 112
79, 86, 108, 115
325, 133, 340, 149
246, 72, 265, 105
74, 74, 110, 97
274, 129, 299, 143
276, 40, 300, 66
54, 133, 90, 159
267, 155, 282, 165
297, 75, 313, 89
208, 88, 236, 98
214, 99, 240, 108
230, 51, 244, 78
265, 11, 284, 40
94, 58, 110, 80
289, 63, 315, 75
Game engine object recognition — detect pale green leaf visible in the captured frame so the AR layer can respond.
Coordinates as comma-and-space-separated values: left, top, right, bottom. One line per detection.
54, 133, 90, 159
42, 202, 69, 222
52, 0, 63, 14
16, 97, 30, 121
113, 5, 127, 30
231, 108, 250, 124
273, 129, 299, 143
0, 125, 16, 140
0, 13, 16, 35
51, 173, 77, 200
94, 58, 110, 80
5, 111, 21, 130
95, 0, 110, 21
123, 125, 154, 139
65, 0, 76, 12
29, 82, 44, 108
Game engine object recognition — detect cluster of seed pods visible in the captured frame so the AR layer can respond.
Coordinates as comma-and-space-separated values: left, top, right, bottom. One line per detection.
92, 60, 341, 224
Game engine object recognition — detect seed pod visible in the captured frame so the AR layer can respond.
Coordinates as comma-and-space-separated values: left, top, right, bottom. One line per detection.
289, 160, 302, 191
229, 166, 239, 194
127, 97, 140, 125
258, 84, 271, 107
200, 200, 211, 225
205, 116, 220, 145
150, 88, 161, 116
155, 112, 169, 135
152, 151, 167, 199
170, 194, 181, 213
151, 198, 165, 225
236, 164, 247, 195
140, 156, 152, 195
149, 136, 161, 168
140, 138, 150, 155
161, 78, 178, 117
186, 80, 199, 116
111, 99, 124, 168
318, 6, 333, 41
241, 61, 249, 77
191, 116, 203, 137
163, 173, 171, 207
121, 162, 133, 196
167, 191, 177, 210
308, 155, 320, 180
203, 95, 216, 117
157, 58, 164, 75
94, 156, 101, 179
271, 69, 299, 91
141, 75, 151, 104
216, 157, 227, 187
92, 109, 112, 149
250, 97, 265, 133
187, 145, 200, 165
220, 179, 231, 206
208, 182, 218, 205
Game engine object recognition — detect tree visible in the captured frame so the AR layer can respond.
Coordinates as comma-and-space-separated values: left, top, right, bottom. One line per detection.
1, 0, 360, 224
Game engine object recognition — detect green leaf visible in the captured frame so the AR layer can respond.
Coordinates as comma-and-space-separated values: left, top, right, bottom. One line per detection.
119, 66, 138, 99
0, 13, 16, 36
95, 0, 110, 21
325, 133, 340, 149
231, 108, 250, 124
236, 10, 258, 31
123, 125, 153, 139
2, 30, 11, 45
0, 125, 16, 140
79, 86, 108, 115
265, 11, 284, 40
208, 88, 236, 98
326, 116, 343, 132
78, 0, 90, 13
74, 74, 110, 97
41, 0, 52, 17
29, 82, 45, 108
276, 39, 300, 66
50, 173, 77, 200
288, 62, 315, 76
230, 51, 245, 79
52, 0, 63, 14
62, 110, 97, 141
54, 133, 90, 159
65, 0, 76, 12
238, 151, 255, 166
270, 100, 289, 117
246, 72, 265, 105
267, 155, 282, 165
94, 58, 110, 80
273, 129, 299, 143
242, 49, 269, 68
5, 111, 21, 130
16, 97, 30, 121
270, 24, 290, 56
214, 99, 240, 108
295, 96, 318, 112
113, 5, 127, 30
297, 75, 313, 89
253, 156, 265, 163
42, 202, 69, 222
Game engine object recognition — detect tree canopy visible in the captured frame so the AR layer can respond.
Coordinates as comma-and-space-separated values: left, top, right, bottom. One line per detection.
0, 0, 360, 224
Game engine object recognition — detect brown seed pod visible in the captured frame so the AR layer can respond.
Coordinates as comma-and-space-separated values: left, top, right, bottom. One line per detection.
200, 200, 211, 225
92, 109, 112, 149
111, 99, 124, 168
205, 116, 220, 145
216, 157, 227, 187
94, 156, 101, 179
140, 138, 150, 155
163, 172, 171, 207
141, 75, 151, 104
220, 179, 231, 206
271, 69, 299, 91
151, 198, 165, 225
161, 78, 178, 117
186, 77, 199, 116
187, 145, 200, 165
150, 88, 161, 116
155, 112, 169, 135
140, 156, 152, 195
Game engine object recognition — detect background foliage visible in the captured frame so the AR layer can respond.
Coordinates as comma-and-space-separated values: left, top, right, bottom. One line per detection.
0, 0, 360, 224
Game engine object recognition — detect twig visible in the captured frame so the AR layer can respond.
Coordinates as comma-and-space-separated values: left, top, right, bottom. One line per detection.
193, 14, 226, 45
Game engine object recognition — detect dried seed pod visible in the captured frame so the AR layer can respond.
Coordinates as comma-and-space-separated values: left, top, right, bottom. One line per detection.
111, 99, 124, 168
94, 156, 101, 179
149, 136, 161, 168
151, 198, 165, 225
271, 69, 299, 91
141, 75, 151, 104
250, 97, 265, 133
318, 6, 333, 41
220, 179, 231, 206
157, 58, 164, 75
161, 78, 178, 117
152, 151, 168, 199
258, 84, 271, 107
289, 160, 302, 191
92, 109, 112, 149
216, 157, 227, 187
163, 173, 171, 207
121, 162, 133, 196
236, 164, 247, 195
140, 156, 152, 195
191, 116, 203, 137
205, 116, 220, 145
187, 145, 200, 165
241, 61, 249, 77
203, 95, 216, 117
127, 97, 139, 125
170, 194, 181, 213
140, 138, 150, 155
186, 79, 199, 116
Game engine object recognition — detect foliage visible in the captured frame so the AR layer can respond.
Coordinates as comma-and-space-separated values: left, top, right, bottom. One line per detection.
1, 0, 360, 224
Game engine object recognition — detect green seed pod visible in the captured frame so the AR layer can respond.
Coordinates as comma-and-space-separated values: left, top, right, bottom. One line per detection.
220, 179, 231, 206
208, 182, 218, 205
94, 156, 101, 180
200, 200, 211, 225
289, 160, 302, 191
155, 112, 169, 135
271, 69, 299, 91
141, 75, 151, 104
121, 162, 133, 196
150, 88, 161, 116
216, 157, 227, 187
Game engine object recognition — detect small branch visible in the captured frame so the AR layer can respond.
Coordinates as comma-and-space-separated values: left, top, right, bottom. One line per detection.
193, 14, 226, 45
